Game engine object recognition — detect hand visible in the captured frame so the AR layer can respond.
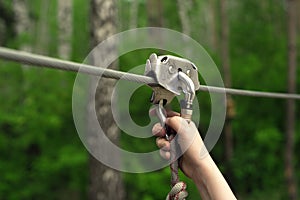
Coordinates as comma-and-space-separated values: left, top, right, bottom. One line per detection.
152, 110, 236, 200
152, 110, 207, 178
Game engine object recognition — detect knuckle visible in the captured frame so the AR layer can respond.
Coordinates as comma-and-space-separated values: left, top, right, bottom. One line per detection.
152, 123, 163, 135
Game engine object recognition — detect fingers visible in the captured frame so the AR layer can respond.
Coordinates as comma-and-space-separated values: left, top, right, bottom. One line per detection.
149, 108, 180, 118
151, 109, 183, 161
160, 149, 170, 160
156, 137, 170, 150
156, 137, 171, 160
152, 123, 166, 137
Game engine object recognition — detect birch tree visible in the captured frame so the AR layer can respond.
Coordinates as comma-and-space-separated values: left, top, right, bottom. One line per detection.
13, 0, 32, 53
12, 0, 32, 97
88, 0, 125, 199
58, 0, 73, 59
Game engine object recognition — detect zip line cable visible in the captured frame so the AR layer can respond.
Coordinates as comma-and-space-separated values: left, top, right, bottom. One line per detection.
0, 46, 300, 100
0, 47, 155, 84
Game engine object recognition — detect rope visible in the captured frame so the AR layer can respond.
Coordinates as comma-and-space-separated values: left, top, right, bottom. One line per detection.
0, 46, 300, 100
165, 131, 188, 200
166, 182, 188, 200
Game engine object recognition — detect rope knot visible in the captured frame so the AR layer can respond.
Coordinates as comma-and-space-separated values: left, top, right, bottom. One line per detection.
166, 181, 188, 200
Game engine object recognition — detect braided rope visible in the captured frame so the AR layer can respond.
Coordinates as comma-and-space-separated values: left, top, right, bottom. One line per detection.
166, 136, 188, 200
166, 182, 188, 200
170, 137, 180, 186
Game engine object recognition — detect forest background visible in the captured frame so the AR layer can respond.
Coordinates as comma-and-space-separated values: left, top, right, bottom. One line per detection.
0, 0, 299, 199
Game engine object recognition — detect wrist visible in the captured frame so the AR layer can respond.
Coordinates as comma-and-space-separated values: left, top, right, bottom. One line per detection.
190, 152, 213, 181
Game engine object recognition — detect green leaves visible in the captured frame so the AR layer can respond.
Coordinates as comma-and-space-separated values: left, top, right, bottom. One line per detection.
0, 0, 299, 199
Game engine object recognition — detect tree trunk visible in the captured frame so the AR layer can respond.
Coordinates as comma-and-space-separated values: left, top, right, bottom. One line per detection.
297, 1, 300, 32
0, 1, 14, 45
177, 0, 192, 57
220, 0, 235, 188
58, 0, 73, 60
207, 0, 218, 51
0, 17, 5, 45
88, 0, 125, 199
285, 0, 298, 199
129, 0, 138, 29
12, 0, 32, 53
146, 0, 163, 27
12, 0, 32, 97
177, 0, 191, 36
146, 0, 164, 51
35, 0, 50, 55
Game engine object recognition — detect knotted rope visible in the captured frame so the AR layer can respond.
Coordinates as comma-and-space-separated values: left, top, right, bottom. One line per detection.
166, 135, 188, 200
166, 181, 188, 200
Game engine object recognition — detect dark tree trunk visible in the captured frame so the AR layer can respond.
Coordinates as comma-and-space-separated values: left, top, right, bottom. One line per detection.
88, 0, 125, 199
285, 0, 298, 199
207, 0, 218, 51
297, 1, 300, 32
0, 1, 15, 45
147, 0, 163, 27
220, 0, 235, 188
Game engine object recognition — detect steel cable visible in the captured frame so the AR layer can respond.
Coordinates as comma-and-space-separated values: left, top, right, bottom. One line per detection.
0, 47, 156, 84
0, 47, 299, 100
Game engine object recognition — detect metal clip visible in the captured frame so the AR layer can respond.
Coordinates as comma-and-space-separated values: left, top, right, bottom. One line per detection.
144, 53, 200, 124
145, 53, 200, 193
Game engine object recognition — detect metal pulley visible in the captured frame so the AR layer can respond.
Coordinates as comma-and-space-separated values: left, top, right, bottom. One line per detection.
144, 53, 200, 200
144, 53, 200, 123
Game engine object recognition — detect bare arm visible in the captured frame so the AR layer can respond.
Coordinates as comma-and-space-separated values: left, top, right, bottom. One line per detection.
153, 112, 236, 200
191, 152, 236, 200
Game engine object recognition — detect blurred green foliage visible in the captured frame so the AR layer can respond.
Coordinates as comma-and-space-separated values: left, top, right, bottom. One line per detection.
0, 0, 89, 199
0, 0, 299, 199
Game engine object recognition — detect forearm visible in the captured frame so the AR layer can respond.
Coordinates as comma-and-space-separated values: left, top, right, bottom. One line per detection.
191, 154, 236, 200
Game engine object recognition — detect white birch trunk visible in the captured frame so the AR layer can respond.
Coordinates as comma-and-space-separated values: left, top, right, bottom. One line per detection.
58, 0, 73, 59
88, 0, 124, 199
13, 0, 32, 53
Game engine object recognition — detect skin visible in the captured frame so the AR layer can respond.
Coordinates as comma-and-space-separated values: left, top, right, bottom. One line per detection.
152, 111, 237, 200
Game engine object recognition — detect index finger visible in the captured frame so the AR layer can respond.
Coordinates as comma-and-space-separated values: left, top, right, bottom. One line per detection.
166, 110, 180, 117
149, 107, 180, 118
